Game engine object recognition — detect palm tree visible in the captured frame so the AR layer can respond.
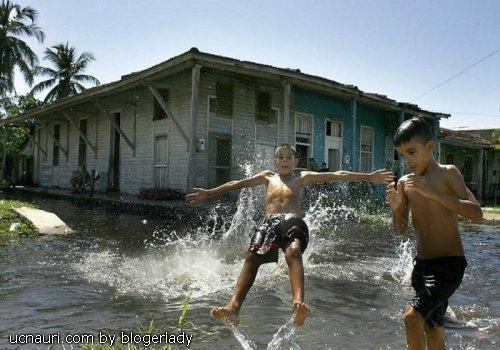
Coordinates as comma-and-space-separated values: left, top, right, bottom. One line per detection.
0, 0, 45, 96
31, 43, 100, 102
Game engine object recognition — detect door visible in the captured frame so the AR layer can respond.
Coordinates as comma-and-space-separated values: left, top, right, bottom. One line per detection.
328, 149, 341, 171
154, 135, 168, 188
208, 133, 231, 187
325, 119, 342, 171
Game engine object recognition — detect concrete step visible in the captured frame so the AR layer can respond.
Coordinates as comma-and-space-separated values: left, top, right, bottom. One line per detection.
12, 207, 73, 235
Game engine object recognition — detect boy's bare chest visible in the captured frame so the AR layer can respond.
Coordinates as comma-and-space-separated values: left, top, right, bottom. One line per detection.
266, 177, 302, 199
405, 173, 452, 207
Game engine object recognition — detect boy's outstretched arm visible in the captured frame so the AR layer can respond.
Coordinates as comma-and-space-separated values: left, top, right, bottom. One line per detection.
186, 170, 272, 204
386, 180, 409, 234
301, 168, 394, 186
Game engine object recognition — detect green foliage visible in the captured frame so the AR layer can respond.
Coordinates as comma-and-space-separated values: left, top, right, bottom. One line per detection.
0, 94, 43, 160
1, 93, 45, 116
0, 0, 45, 96
492, 129, 500, 144
177, 295, 192, 327
0, 198, 37, 235
0, 124, 30, 158
31, 42, 100, 103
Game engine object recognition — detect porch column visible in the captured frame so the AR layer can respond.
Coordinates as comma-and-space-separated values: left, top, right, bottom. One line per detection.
283, 82, 291, 144
396, 111, 405, 178
350, 98, 357, 171
478, 148, 484, 201
188, 64, 201, 192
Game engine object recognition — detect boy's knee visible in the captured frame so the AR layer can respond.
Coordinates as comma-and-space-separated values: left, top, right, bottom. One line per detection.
404, 306, 424, 329
244, 252, 264, 266
285, 241, 303, 260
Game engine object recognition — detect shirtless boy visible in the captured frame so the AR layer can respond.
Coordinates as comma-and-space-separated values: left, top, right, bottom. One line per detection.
386, 117, 482, 349
186, 144, 393, 327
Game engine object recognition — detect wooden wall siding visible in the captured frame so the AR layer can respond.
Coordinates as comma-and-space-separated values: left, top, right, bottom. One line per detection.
197, 70, 287, 182
231, 82, 257, 173
193, 74, 211, 188
165, 73, 192, 192
117, 90, 149, 194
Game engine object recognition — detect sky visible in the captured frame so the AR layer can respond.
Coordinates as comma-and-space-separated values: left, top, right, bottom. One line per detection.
12, 0, 500, 130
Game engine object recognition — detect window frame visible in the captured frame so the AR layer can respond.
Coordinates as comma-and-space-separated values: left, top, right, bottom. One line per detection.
153, 88, 170, 121
359, 125, 374, 172
295, 112, 314, 169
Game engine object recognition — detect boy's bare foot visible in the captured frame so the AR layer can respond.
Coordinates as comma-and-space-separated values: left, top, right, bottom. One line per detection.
211, 306, 240, 326
292, 302, 310, 326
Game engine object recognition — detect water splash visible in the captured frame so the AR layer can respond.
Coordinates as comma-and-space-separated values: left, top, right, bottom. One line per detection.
220, 187, 257, 262
74, 245, 236, 301
266, 319, 301, 350
389, 239, 415, 285
224, 321, 257, 350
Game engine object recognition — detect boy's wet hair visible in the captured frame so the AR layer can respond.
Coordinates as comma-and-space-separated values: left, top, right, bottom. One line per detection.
394, 117, 433, 147
275, 144, 297, 158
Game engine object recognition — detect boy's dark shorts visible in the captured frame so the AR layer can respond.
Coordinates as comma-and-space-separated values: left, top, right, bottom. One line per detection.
410, 256, 467, 328
248, 214, 309, 264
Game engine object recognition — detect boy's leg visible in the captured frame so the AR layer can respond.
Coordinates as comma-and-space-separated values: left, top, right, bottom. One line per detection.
425, 325, 445, 350
403, 305, 426, 349
211, 252, 263, 326
284, 238, 310, 326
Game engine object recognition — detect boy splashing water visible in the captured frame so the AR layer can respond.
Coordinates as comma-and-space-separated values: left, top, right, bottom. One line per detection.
187, 144, 392, 327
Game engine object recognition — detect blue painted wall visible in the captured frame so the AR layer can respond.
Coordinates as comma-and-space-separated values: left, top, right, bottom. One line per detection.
295, 88, 389, 171
356, 103, 388, 170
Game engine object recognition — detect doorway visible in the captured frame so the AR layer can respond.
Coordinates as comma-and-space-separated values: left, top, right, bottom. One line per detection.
108, 112, 121, 192
325, 119, 343, 171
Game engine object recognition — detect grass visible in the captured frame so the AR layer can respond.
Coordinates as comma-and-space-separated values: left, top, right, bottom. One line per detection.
0, 198, 38, 235
483, 206, 500, 214
78, 297, 193, 350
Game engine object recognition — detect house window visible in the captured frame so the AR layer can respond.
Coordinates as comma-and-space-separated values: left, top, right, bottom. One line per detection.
326, 120, 342, 137
256, 91, 271, 122
78, 119, 87, 167
207, 82, 234, 118
153, 88, 170, 120
208, 133, 231, 187
52, 124, 60, 166
216, 81, 233, 117
270, 108, 279, 124
295, 112, 314, 169
208, 95, 217, 117
154, 135, 168, 188
360, 126, 374, 172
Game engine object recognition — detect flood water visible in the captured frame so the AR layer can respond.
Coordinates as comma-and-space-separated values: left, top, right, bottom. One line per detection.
0, 189, 498, 349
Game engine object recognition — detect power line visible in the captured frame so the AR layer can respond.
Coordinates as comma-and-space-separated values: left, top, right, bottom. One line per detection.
411, 48, 500, 102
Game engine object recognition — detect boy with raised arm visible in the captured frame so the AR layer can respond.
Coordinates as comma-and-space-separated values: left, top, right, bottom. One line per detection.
186, 144, 393, 327
386, 117, 482, 349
